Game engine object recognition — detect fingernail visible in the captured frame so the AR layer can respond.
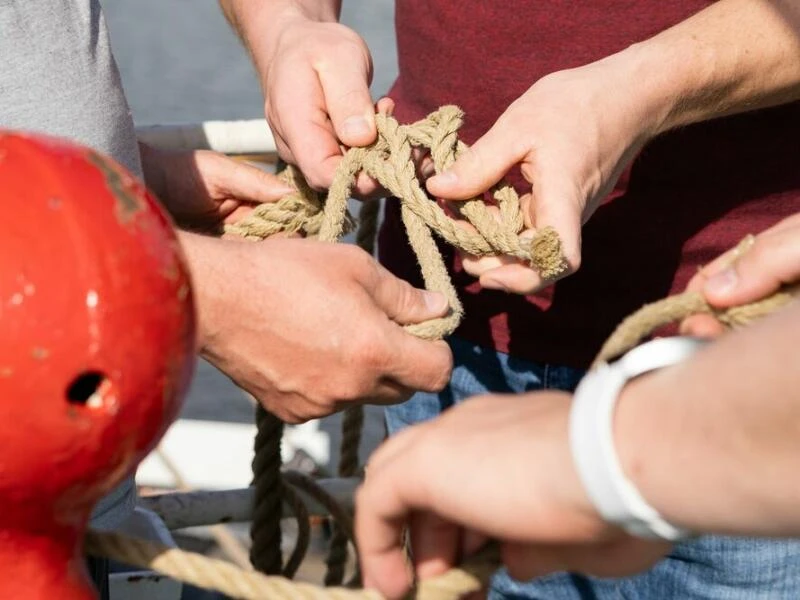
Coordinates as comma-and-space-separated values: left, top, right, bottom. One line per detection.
422, 290, 448, 313
342, 115, 371, 139
705, 267, 738, 296
429, 171, 457, 188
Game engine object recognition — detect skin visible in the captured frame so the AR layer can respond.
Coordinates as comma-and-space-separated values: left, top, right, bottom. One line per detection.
216, 0, 800, 588
140, 143, 454, 424
138, 142, 294, 231
219, 0, 800, 292
355, 213, 800, 599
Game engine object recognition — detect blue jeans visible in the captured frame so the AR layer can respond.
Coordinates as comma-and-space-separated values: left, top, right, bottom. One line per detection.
385, 337, 800, 599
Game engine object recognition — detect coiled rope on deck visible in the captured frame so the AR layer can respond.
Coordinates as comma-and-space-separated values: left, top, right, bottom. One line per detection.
87, 104, 797, 599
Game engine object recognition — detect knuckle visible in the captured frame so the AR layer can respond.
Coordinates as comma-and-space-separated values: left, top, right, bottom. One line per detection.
303, 169, 331, 192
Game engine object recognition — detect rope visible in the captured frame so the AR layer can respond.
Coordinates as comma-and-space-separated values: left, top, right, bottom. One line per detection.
85, 530, 499, 600
226, 105, 568, 340
593, 286, 798, 367
250, 406, 284, 575
593, 233, 798, 366
86, 105, 798, 599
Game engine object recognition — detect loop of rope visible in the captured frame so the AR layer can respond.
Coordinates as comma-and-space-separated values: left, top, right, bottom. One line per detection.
226, 105, 568, 340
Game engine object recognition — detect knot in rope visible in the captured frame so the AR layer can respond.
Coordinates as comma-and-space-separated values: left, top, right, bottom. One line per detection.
226, 105, 567, 340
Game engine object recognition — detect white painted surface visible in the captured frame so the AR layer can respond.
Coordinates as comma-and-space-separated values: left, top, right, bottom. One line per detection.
137, 419, 330, 490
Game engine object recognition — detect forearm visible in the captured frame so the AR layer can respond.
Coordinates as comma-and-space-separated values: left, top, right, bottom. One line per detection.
612, 0, 800, 137
219, 0, 341, 76
176, 231, 236, 354
616, 301, 800, 536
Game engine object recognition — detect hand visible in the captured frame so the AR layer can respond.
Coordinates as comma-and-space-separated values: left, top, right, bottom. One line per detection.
259, 15, 382, 196
356, 392, 669, 599
181, 234, 453, 423
426, 51, 660, 294
681, 213, 800, 337
139, 142, 294, 231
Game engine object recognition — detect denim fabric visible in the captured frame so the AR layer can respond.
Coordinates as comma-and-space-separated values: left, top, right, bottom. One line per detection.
385, 337, 800, 599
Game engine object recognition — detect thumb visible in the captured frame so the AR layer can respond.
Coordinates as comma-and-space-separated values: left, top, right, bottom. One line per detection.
317, 56, 376, 147
371, 264, 449, 325
703, 229, 800, 307
525, 172, 583, 272
426, 120, 525, 200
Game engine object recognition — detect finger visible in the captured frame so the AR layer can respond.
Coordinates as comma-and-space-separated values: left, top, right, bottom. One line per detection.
501, 543, 567, 581
526, 174, 583, 273
351, 172, 384, 199
371, 264, 450, 325
221, 159, 295, 203
356, 464, 417, 599
409, 512, 461, 580
381, 330, 453, 393
704, 228, 800, 307
376, 96, 395, 116
271, 69, 346, 190
462, 531, 491, 557
461, 254, 516, 279
678, 314, 727, 338
317, 59, 376, 147
479, 263, 545, 295
426, 119, 526, 200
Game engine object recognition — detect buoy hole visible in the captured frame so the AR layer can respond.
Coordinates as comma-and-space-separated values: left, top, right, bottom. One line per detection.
66, 371, 107, 407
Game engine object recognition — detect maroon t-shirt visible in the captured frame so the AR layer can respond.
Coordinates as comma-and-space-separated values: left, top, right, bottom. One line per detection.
379, 0, 800, 368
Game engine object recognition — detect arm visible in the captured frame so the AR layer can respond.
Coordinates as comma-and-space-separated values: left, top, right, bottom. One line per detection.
428, 0, 800, 294
357, 303, 800, 598
217, 0, 379, 193
176, 231, 453, 423
617, 300, 800, 537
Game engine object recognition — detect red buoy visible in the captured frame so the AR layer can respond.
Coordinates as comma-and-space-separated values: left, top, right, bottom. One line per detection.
0, 132, 196, 598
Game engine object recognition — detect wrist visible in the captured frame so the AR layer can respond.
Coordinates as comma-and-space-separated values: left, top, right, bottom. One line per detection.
234, 1, 339, 82
592, 42, 690, 143
569, 337, 705, 540
177, 231, 233, 355
620, 38, 719, 137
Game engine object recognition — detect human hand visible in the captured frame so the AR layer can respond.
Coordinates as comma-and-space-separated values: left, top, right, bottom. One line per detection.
426, 53, 660, 294
681, 213, 800, 337
258, 14, 383, 196
182, 234, 453, 423
139, 142, 294, 232
356, 392, 669, 599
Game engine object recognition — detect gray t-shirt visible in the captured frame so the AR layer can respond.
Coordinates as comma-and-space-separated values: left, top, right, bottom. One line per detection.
0, 0, 140, 528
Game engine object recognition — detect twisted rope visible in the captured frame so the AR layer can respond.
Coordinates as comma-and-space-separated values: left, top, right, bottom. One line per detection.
593, 234, 799, 365
85, 530, 499, 600
226, 105, 568, 340
88, 106, 798, 599
250, 406, 284, 575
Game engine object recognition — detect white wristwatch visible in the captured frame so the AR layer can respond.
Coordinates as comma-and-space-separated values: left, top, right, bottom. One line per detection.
569, 337, 707, 541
